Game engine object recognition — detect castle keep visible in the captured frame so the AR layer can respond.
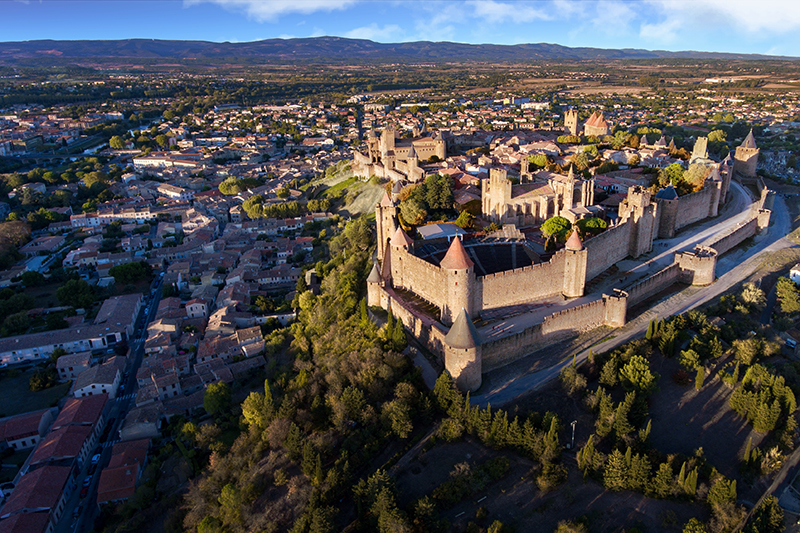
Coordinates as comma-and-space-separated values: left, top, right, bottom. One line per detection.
352, 124, 446, 183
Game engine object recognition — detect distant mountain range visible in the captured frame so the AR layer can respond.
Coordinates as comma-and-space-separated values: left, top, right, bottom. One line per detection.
0, 37, 794, 64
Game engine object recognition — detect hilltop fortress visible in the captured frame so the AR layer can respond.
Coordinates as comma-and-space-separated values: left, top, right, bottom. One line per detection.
365, 130, 772, 392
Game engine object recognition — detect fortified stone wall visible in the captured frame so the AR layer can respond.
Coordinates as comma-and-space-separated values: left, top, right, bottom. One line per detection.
382, 287, 448, 356
625, 262, 681, 306
708, 217, 758, 256
393, 250, 446, 310
481, 297, 608, 372
672, 185, 718, 233
584, 222, 633, 281
479, 253, 565, 310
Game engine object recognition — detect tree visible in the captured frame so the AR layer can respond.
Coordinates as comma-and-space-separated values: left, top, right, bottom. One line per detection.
744, 496, 783, 533
541, 216, 572, 242
56, 279, 95, 309
619, 355, 659, 394
3, 311, 29, 335
204, 382, 231, 416
20, 271, 45, 288
575, 217, 607, 238
741, 282, 766, 309
155, 134, 169, 148
455, 210, 475, 229
682, 518, 708, 533
603, 449, 627, 491
777, 277, 800, 314
109, 136, 125, 150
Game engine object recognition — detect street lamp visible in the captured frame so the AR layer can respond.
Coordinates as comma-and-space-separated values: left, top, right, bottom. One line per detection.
570, 420, 577, 450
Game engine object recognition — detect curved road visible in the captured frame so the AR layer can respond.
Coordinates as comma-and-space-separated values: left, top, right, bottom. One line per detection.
472, 182, 793, 408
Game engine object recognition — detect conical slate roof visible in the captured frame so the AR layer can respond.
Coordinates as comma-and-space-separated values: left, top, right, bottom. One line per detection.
440, 237, 474, 270
741, 129, 757, 149
565, 229, 583, 251
407, 145, 417, 159
567, 164, 575, 181
391, 226, 414, 247
445, 308, 481, 349
655, 184, 678, 200
392, 180, 403, 194
367, 263, 381, 283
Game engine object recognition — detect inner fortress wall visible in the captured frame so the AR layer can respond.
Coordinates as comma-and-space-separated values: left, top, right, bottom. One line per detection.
584, 222, 633, 281
671, 185, 717, 233
383, 287, 449, 356
394, 250, 447, 309
478, 252, 565, 310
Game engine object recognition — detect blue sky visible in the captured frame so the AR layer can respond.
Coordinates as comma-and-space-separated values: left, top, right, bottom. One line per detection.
3, 0, 799, 56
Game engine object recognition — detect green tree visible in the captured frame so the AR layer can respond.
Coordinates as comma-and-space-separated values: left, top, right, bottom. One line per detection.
455, 210, 475, 229
55, 279, 95, 309
744, 495, 783, 533
109, 135, 125, 150
541, 216, 572, 242
777, 277, 800, 314
204, 382, 231, 416
682, 518, 708, 533
619, 355, 659, 394
603, 448, 627, 491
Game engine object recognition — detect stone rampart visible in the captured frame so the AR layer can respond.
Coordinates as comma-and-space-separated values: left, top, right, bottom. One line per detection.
673, 185, 717, 232
625, 262, 681, 306
395, 252, 446, 309
383, 287, 448, 357
584, 222, 632, 281
481, 297, 608, 372
708, 217, 758, 256
479, 253, 565, 310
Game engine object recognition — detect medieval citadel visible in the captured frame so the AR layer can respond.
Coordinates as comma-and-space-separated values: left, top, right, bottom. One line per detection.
357, 111, 772, 392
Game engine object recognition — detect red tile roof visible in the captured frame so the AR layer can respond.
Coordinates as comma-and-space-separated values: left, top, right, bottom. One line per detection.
0, 465, 71, 517
29, 425, 92, 466
53, 394, 107, 430
439, 237, 474, 270
0, 409, 49, 442
0, 511, 51, 533
97, 464, 138, 504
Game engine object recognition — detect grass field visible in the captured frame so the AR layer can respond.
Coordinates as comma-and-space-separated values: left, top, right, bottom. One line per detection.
0, 369, 70, 418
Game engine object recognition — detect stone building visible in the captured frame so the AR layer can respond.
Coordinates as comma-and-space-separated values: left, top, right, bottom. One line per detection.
352, 124, 446, 183
583, 111, 610, 137
564, 109, 579, 136
733, 129, 759, 178
481, 167, 598, 226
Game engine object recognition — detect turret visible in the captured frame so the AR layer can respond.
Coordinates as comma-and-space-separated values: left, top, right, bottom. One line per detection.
375, 193, 397, 266
439, 237, 475, 325
366, 262, 382, 307
444, 308, 482, 392
562, 229, 587, 298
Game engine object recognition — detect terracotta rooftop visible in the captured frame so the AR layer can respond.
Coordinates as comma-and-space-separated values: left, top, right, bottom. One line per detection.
565, 229, 583, 251
53, 394, 107, 430
29, 425, 92, 466
391, 226, 414, 248
380, 193, 394, 207
0, 409, 49, 442
0, 465, 71, 517
0, 512, 51, 533
97, 464, 138, 504
439, 237, 474, 270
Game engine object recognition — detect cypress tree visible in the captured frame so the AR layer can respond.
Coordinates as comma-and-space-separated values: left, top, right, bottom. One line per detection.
359, 298, 369, 326
646, 319, 655, 341
386, 308, 394, 339
743, 436, 752, 463
577, 435, 596, 475
638, 419, 652, 444
677, 461, 686, 487
684, 468, 698, 497
392, 317, 407, 351
695, 367, 705, 390
624, 446, 633, 469
264, 380, 275, 424
613, 393, 635, 439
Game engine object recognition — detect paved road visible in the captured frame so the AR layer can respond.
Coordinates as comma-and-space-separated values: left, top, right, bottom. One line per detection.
58, 276, 163, 533
471, 185, 793, 408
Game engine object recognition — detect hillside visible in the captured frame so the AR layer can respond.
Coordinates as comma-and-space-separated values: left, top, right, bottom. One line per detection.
0, 36, 794, 65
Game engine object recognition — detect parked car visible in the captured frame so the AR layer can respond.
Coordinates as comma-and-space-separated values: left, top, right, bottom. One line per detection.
79, 486, 88, 499
82, 476, 91, 487
91, 454, 101, 465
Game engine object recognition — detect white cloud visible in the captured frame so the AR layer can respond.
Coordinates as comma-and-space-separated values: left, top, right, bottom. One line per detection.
645, 0, 800, 34
345, 23, 405, 42
467, 0, 550, 24
184, 0, 358, 22
639, 18, 682, 45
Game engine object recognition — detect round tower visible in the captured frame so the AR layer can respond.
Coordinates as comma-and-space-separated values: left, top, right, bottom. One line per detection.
444, 308, 482, 392
439, 237, 475, 325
